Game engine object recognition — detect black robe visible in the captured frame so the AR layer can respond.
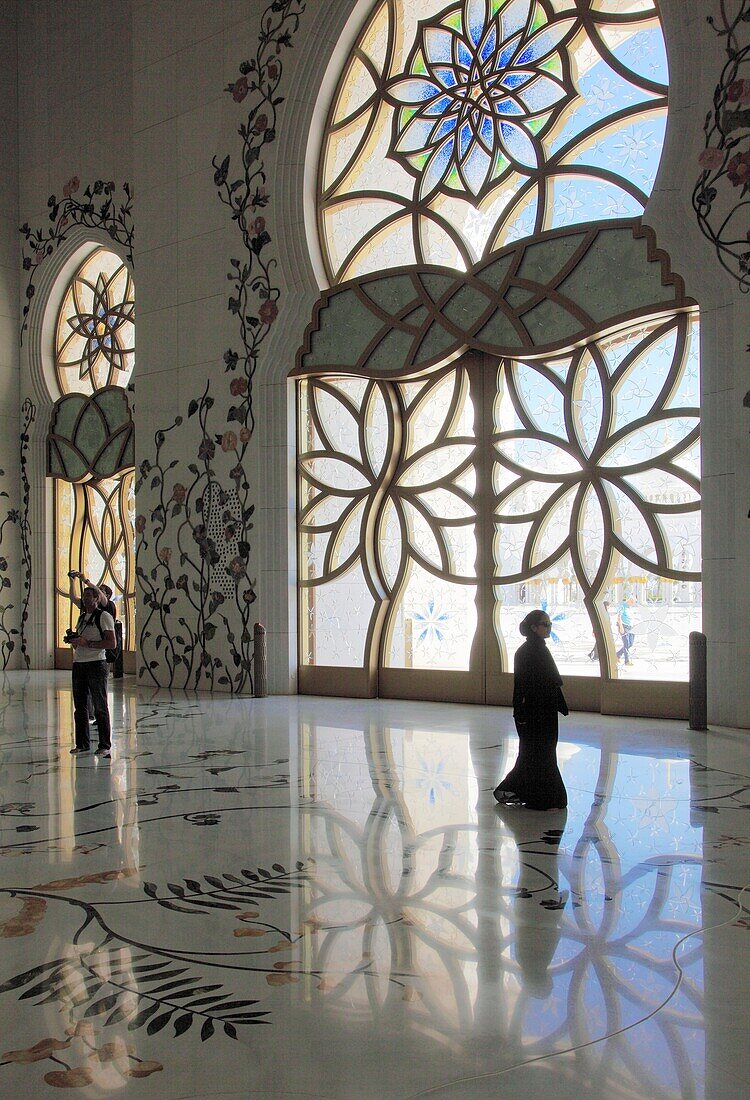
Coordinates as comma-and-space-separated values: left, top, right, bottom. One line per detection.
495, 634, 568, 810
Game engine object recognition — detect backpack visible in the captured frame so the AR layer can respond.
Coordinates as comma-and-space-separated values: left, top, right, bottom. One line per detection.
89, 608, 121, 664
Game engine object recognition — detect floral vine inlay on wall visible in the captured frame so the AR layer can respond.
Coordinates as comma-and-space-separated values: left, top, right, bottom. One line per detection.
0, 401, 36, 670
19, 179, 134, 340
0, 472, 20, 670
19, 399, 36, 669
693, 0, 750, 291
135, 0, 305, 692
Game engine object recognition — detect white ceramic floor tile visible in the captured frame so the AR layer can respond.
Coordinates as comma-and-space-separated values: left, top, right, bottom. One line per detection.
1, 673, 750, 1098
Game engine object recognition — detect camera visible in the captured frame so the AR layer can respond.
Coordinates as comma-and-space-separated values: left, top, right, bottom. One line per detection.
64, 628, 80, 645
67, 570, 81, 579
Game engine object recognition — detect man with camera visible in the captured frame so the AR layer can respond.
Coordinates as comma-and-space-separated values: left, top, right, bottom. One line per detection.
67, 585, 115, 758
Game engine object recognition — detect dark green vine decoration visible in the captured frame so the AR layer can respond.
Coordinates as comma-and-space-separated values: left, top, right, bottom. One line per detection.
19, 178, 134, 341
0, 473, 20, 670
19, 399, 36, 669
135, 0, 305, 692
0, 400, 36, 669
692, 1, 750, 291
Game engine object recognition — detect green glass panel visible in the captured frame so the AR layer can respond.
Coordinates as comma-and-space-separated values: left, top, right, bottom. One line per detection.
418, 272, 456, 301
75, 403, 107, 458
365, 328, 415, 374
364, 275, 417, 315
516, 231, 587, 287
443, 283, 491, 329
415, 321, 457, 365
95, 387, 131, 429
522, 298, 583, 346
479, 253, 515, 291
558, 230, 675, 326
505, 285, 535, 309
475, 309, 524, 348
52, 395, 86, 440
306, 289, 383, 367
56, 440, 88, 482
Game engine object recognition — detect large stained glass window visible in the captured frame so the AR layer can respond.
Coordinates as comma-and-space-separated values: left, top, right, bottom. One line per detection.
317, 0, 668, 283
299, 0, 700, 707
51, 249, 136, 656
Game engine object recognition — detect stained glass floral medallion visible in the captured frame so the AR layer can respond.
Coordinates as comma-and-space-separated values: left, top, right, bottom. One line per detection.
55, 249, 135, 394
317, 0, 668, 281
386, 0, 577, 200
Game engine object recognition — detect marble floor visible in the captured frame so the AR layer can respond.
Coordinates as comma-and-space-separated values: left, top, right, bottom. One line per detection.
1, 672, 749, 1098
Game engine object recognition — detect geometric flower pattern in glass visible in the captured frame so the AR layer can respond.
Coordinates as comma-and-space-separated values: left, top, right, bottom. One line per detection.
494, 312, 701, 678
55, 249, 135, 395
387, 0, 576, 199
298, 369, 478, 672
317, 0, 668, 282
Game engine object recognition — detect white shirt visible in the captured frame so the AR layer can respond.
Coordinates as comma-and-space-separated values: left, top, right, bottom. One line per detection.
73, 610, 115, 663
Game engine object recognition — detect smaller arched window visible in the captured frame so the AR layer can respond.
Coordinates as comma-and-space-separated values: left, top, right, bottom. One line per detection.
48, 248, 136, 662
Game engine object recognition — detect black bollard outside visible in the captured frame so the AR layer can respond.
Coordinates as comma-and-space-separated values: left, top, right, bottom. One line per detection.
688, 631, 707, 730
113, 621, 124, 680
253, 622, 267, 698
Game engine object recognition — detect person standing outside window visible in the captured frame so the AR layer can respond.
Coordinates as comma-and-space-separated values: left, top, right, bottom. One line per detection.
616, 596, 636, 666
68, 586, 115, 758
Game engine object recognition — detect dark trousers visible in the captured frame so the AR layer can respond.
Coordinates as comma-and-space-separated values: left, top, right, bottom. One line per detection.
72, 661, 111, 750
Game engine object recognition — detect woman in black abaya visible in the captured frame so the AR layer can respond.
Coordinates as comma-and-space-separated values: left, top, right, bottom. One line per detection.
494, 609, 568, 811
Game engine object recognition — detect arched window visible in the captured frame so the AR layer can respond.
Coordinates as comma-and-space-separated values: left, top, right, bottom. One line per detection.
48, 248, 136, 664
297, 0, 700, 712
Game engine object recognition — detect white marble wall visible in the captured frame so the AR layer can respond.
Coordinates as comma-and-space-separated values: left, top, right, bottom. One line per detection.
8, 0, 750, 724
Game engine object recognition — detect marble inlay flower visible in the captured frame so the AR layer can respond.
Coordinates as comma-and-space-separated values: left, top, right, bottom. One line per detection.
387, 0, 576, 197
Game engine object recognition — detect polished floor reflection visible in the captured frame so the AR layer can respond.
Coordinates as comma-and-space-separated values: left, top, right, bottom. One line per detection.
1, 673, 749, 1098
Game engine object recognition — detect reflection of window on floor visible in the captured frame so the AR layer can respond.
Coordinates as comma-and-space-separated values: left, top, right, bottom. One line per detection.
301, 722, 704, 1092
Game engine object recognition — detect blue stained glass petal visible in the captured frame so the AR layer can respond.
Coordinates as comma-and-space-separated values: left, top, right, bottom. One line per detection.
493, 97, 525, 117
459, 121, 473, 158
391, 77, 442, 104
466, 0, 487, 50
424, 94, 455, 116
501, 72, 532, 89
433, 65, 459, 89
481, 116, 494, 146
463, 141, 491, 194
420, 137, 455, 195
518, 73, 566, 113
517, 19, 576, 67
500, 120, 538, 167
434, 115, 459, 142
397, 116, 439, 154
501, 0, 532, 40
457, 41, 473, 69
480, 22, 497, 62
424, 26, 454, 64
497, 31, 522, 69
